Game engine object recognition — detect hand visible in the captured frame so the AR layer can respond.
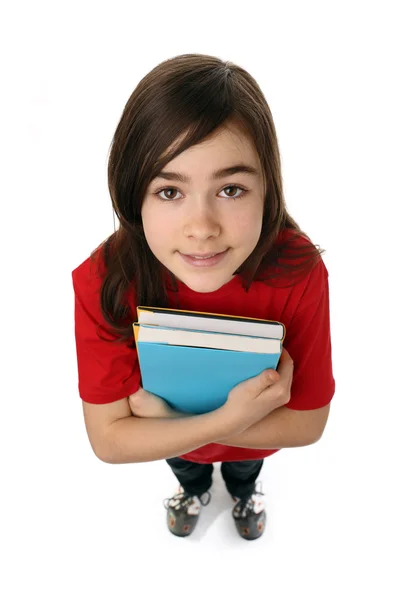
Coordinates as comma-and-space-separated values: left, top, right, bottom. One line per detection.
128, 386, 190, 419
220, 347, 294, 437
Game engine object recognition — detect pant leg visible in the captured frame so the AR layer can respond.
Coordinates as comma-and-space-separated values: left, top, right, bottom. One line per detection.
220, 459, 264, 499
166, 457, 214, 497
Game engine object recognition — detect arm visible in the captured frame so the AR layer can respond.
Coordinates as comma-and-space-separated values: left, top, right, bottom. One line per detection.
215, 403, 330, 448
128, 389, 330, 450
155, 404, 330, 448
103, 405, 234, 464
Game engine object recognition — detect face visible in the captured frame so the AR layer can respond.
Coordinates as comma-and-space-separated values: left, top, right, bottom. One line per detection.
141, 123, 266, 293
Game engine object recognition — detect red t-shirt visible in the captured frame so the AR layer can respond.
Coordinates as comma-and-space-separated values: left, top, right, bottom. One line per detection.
72, 230, 335, 464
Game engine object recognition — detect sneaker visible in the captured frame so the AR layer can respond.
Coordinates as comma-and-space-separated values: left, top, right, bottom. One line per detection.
163, 485, 211, 537
231, 481, 266, 540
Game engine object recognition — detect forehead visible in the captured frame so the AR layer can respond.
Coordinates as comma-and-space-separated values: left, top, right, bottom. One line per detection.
154, 124, 262, 183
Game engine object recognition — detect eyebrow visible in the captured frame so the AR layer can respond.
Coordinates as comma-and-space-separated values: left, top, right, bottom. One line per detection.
153, 164, 260, 184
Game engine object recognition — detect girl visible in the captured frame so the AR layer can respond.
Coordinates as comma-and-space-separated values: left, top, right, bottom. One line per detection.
72, 53, 335, 541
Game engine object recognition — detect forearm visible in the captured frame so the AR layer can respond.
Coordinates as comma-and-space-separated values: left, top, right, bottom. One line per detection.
216, 406, 319, 449
103, 408, 232, 464
162, 406, 318, 449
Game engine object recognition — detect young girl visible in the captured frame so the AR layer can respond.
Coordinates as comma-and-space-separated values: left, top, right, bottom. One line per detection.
72, 53, 335, 541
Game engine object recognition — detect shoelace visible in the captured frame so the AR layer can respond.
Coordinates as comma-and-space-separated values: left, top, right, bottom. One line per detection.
163, 489, 211, 511
233, 481, 265, 519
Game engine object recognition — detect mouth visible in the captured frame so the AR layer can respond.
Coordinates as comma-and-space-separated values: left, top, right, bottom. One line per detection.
178, 249, 229, 267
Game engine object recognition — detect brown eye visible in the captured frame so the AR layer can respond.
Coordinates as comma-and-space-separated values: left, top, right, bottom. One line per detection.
156, 187, 182, 201
220, 185, 248, 199
223, 186, 239, 197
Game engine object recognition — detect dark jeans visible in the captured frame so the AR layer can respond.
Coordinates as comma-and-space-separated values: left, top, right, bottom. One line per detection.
166, 456, 264, 499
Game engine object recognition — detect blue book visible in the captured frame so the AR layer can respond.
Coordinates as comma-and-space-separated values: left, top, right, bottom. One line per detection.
133, 306, 285, 414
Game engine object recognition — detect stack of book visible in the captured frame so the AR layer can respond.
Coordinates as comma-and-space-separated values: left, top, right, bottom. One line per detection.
133, 306, 285, 414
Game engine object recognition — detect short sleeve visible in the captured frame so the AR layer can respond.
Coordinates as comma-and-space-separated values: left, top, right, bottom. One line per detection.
283, 260, 336, 410
72, 256, 141, 404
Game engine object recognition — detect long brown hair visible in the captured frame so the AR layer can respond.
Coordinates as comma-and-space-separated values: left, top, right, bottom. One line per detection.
92, 53, 325, 344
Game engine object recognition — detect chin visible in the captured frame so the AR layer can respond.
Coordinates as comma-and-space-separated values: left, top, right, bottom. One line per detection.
180, 273, 235, 293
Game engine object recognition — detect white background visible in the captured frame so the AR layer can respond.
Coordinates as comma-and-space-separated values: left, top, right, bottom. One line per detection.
1, 1, 399, 598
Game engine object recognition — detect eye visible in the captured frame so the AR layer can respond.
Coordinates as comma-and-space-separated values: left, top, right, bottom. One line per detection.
220, 185, 247, 199
154, 185, 248, 202
155, 187, 183, 201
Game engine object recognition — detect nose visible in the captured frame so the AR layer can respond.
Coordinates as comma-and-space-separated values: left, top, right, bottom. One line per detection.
183, 201, 221, 240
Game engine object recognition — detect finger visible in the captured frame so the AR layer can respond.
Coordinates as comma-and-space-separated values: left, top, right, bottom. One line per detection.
277, 347, 294, 377
266, 370, 279, 383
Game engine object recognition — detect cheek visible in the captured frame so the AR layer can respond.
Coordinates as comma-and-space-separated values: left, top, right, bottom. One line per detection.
231, 210, 263, 242
142, 210, 176, 251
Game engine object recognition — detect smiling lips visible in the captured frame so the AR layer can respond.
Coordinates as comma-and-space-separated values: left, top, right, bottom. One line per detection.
179, 249, 229, 267
185, 251, 225, 258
